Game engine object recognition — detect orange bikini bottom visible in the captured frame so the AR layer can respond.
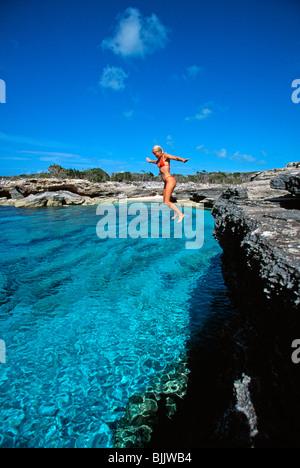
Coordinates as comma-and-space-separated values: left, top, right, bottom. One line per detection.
164, 175, 175, 185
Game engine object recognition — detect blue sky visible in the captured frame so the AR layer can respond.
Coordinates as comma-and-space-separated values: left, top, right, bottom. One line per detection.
0, 0, 299, 177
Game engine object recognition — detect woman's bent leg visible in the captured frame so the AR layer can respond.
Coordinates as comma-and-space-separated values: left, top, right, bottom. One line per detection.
164, 178, 184, 223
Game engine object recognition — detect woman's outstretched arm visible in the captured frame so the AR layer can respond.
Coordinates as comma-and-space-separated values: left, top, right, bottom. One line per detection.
164, 153, 189, 163
146, 157, 158, 164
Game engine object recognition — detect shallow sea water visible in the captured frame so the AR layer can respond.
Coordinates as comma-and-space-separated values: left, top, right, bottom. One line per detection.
0, 203, 233, 448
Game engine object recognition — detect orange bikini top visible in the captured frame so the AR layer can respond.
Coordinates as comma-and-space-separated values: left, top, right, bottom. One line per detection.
158, 156, 169, 168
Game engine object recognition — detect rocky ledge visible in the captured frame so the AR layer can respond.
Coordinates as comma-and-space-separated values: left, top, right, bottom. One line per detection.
212, 161, 300, 308
0, 178, 229, 209
210, 161, 300, 446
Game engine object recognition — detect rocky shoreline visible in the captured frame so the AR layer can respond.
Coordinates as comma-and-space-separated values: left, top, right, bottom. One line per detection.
1, 164, 298, 213
0, 178, 230, 209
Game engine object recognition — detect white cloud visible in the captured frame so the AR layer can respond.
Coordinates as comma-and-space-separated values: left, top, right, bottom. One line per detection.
197, 145, 257, 163
229, 152, 256, 163
215, 148, 228, 159
172, 65, 204, 82
184, 65, 204, 79
195, 108, 212, 120
166, 135, 174, 149
197, 145, 227, 158
99, 66, 128, 91
20, 151, 82, 158
19, 150, 98, 166
0, 156, 32, 160
101, 7, 169, 58
185, 106, 212, 121
0, 131, 71, 149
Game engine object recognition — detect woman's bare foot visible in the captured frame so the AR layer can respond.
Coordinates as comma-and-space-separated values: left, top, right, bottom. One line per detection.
171, 213, 178, 220
177, 214, 185, 223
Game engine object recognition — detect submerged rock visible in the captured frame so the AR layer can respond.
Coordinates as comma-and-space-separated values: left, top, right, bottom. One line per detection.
113, 362, 190, 448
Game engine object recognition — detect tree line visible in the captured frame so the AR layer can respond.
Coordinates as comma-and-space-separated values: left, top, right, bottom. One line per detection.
2, 164, 257, 184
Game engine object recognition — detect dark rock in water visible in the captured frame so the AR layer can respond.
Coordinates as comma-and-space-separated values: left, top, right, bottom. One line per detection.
113, 362, 190, 448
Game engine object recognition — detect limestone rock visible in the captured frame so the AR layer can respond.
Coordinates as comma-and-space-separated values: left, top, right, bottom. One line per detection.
0, 178, 226, 208
270, 171, 300, 197
14, 190, 86, 208
9, 187, 24, 200
212, 183, 300, 308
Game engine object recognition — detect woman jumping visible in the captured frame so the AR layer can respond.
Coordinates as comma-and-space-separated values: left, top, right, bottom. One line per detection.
146, 145, 189, 223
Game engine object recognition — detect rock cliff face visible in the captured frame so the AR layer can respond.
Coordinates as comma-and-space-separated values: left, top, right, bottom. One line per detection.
270, 172, 300, 197
210, 162, 300, 446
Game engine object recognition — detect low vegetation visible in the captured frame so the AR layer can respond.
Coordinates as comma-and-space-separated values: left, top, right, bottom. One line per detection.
1, 164, 258, 184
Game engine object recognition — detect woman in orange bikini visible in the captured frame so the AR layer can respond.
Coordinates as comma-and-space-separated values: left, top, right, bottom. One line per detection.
146, 145, 189, 223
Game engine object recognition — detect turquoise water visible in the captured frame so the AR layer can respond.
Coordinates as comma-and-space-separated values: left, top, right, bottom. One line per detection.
0, 203, 227, 448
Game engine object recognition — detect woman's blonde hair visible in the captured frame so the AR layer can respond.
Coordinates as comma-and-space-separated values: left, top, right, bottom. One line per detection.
152, 145, 163, 153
